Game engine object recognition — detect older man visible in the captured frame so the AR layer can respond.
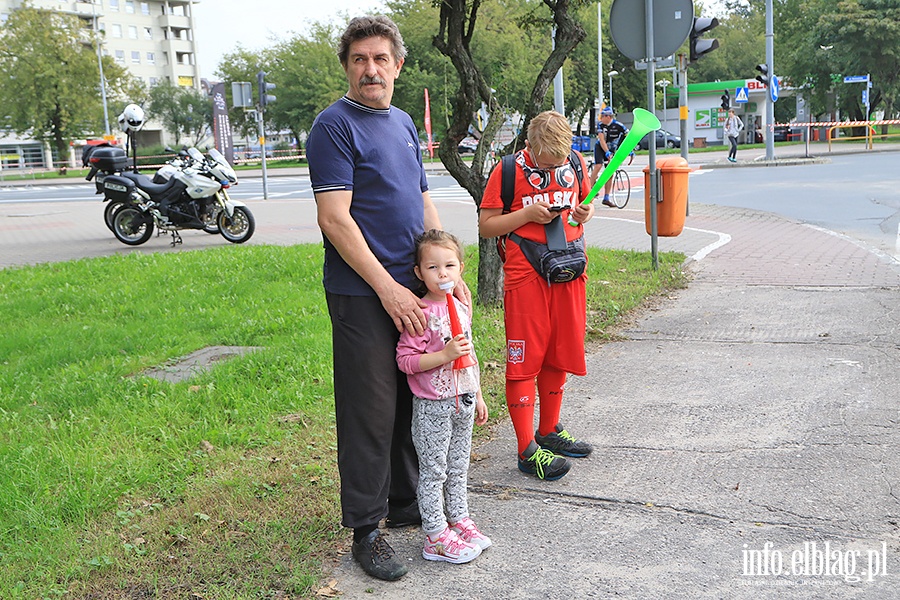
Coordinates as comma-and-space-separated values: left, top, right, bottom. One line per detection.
307, 15, 465, 581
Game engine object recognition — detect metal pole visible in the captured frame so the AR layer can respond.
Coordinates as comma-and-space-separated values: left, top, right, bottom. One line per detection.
765, 0, 774, 161
866, 74, 871, 122
258, 110, 269, 200
84, 1, 111, 136
646, 0, 658, 270
609, 74, 614, 108
598, 4, 604, 107
679, 53, 689, 162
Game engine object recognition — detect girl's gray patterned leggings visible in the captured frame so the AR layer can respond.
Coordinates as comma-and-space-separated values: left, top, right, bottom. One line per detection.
411, 394, 476, 535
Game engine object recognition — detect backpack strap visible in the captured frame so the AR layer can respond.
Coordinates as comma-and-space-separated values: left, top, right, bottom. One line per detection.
496, 150, 584, 262
568, 149, 584, 201
500, 153, 516, 214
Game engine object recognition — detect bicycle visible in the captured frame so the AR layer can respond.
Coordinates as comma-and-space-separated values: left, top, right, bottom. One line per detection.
587, 153, 633, 209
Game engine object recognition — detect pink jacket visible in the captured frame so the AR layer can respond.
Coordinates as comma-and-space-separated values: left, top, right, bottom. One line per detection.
396, 297, 480, 400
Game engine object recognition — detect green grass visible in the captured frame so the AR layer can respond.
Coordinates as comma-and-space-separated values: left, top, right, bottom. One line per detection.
0, 244, 686, 598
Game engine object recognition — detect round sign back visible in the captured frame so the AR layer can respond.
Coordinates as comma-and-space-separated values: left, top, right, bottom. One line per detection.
610, 0, 694, 62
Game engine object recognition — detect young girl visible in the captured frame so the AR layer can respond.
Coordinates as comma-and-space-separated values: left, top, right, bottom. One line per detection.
396, 229, 491, 564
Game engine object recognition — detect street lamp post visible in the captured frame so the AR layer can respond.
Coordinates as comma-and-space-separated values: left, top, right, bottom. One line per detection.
607, 70, 619, 108
77, 0, 111, 136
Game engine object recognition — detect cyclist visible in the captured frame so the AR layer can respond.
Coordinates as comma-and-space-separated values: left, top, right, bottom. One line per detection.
591, 106, 629, 207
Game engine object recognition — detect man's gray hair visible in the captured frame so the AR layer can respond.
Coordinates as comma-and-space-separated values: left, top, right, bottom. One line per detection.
338, 15, 407, 66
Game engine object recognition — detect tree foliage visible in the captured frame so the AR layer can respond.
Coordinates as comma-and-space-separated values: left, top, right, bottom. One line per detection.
0, 6, 136, 159
147, 80, 213, 146
270, 23, 347, 148
779, 0, 900, 122
213, 45, 271, 140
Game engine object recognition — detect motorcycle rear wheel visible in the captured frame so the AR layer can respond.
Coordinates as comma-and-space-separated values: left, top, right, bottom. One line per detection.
112, 205, 154, 246
104, 200, 127, 231
217, 206, 255, 243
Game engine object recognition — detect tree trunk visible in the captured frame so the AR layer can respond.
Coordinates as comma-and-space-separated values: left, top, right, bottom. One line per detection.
434, 0, 585, 307
477, 235, 504, 306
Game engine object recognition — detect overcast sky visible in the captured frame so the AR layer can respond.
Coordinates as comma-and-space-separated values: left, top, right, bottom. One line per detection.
192, 0, 386, 78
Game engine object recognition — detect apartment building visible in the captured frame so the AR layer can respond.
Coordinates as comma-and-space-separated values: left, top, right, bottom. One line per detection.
0, 0, 201, 168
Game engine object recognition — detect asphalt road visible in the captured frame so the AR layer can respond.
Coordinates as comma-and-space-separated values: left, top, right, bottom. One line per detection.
2, 151, 898, 266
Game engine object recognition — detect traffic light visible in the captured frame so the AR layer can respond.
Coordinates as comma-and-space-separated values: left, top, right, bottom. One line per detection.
720, 90, 730, 111
755, 64, 769, 86
257, 71, 276, 108
689, 17, 719, 63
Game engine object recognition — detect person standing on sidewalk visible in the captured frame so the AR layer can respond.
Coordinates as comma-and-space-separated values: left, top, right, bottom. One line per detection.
308, 15, 469, 582
725, 109, 744, 163
396, 230, 491, 565
479, 111, 595, 482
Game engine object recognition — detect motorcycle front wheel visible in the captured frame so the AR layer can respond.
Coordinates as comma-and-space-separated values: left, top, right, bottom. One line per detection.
104, 200, 127, 231
112, 205, 154, 246
217, 206, 255, 243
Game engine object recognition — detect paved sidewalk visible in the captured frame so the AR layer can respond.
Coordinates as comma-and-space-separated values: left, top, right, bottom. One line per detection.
3, 143, 900, 598
328, 205, 900, 598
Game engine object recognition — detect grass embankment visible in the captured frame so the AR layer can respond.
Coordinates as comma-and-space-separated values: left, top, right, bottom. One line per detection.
0, 244, 686, 598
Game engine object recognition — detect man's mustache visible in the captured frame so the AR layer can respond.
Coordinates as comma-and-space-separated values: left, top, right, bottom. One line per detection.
360, 76, 387, 87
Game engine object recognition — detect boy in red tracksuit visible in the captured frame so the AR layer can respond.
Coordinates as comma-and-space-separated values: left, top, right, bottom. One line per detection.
479, 110, 595, 481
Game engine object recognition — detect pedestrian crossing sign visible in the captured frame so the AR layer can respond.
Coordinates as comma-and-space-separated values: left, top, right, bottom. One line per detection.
735, 87, 749, 103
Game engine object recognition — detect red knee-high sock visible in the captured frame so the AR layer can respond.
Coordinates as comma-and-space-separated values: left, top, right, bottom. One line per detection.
506, 378, 536, 456
537, 368, 567, 437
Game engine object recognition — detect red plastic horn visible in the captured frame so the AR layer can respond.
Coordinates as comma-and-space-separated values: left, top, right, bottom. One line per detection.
441, 283, 477, 370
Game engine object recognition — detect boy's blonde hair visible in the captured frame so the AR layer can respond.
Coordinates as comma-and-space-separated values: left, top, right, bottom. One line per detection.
527, 111, 572, 160
414, 229, 464, 266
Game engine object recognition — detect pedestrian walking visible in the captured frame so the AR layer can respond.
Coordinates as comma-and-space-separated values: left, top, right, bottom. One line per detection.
725, 109, 744, 163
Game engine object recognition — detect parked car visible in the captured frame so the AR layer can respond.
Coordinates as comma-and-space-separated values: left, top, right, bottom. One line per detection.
773, 125, 791, 142
457, 137, 479, 154
638, 129, 682, 150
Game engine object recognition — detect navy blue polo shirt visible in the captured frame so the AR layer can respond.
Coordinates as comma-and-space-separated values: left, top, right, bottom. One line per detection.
307, 96, 428, 295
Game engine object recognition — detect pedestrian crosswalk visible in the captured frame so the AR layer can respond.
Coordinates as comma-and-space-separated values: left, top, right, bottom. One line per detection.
427, 176, 653, 206
0, 184, 90, 193
429, 186, 478, 205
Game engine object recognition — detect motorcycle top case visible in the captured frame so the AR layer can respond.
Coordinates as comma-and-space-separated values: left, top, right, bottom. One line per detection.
88, 146, 129, 173
101, 174, 136, 202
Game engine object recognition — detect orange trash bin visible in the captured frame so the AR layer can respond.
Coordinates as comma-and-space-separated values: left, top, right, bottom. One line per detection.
643, 156, 691, 237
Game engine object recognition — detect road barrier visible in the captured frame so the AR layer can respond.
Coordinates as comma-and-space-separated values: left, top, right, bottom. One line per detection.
776, 119, 900, 151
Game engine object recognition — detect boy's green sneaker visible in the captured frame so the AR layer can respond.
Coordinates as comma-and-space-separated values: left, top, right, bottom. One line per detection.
518, 440, 571, 481
535, 423, 593, 458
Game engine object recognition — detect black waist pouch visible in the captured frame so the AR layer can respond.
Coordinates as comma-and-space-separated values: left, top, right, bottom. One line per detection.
509, 232, 586, 283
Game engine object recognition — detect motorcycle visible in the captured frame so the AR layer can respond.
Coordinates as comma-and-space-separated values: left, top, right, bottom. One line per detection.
83, 144, 210, 233
144, 148, 220, 235
101, 147, 254, 247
